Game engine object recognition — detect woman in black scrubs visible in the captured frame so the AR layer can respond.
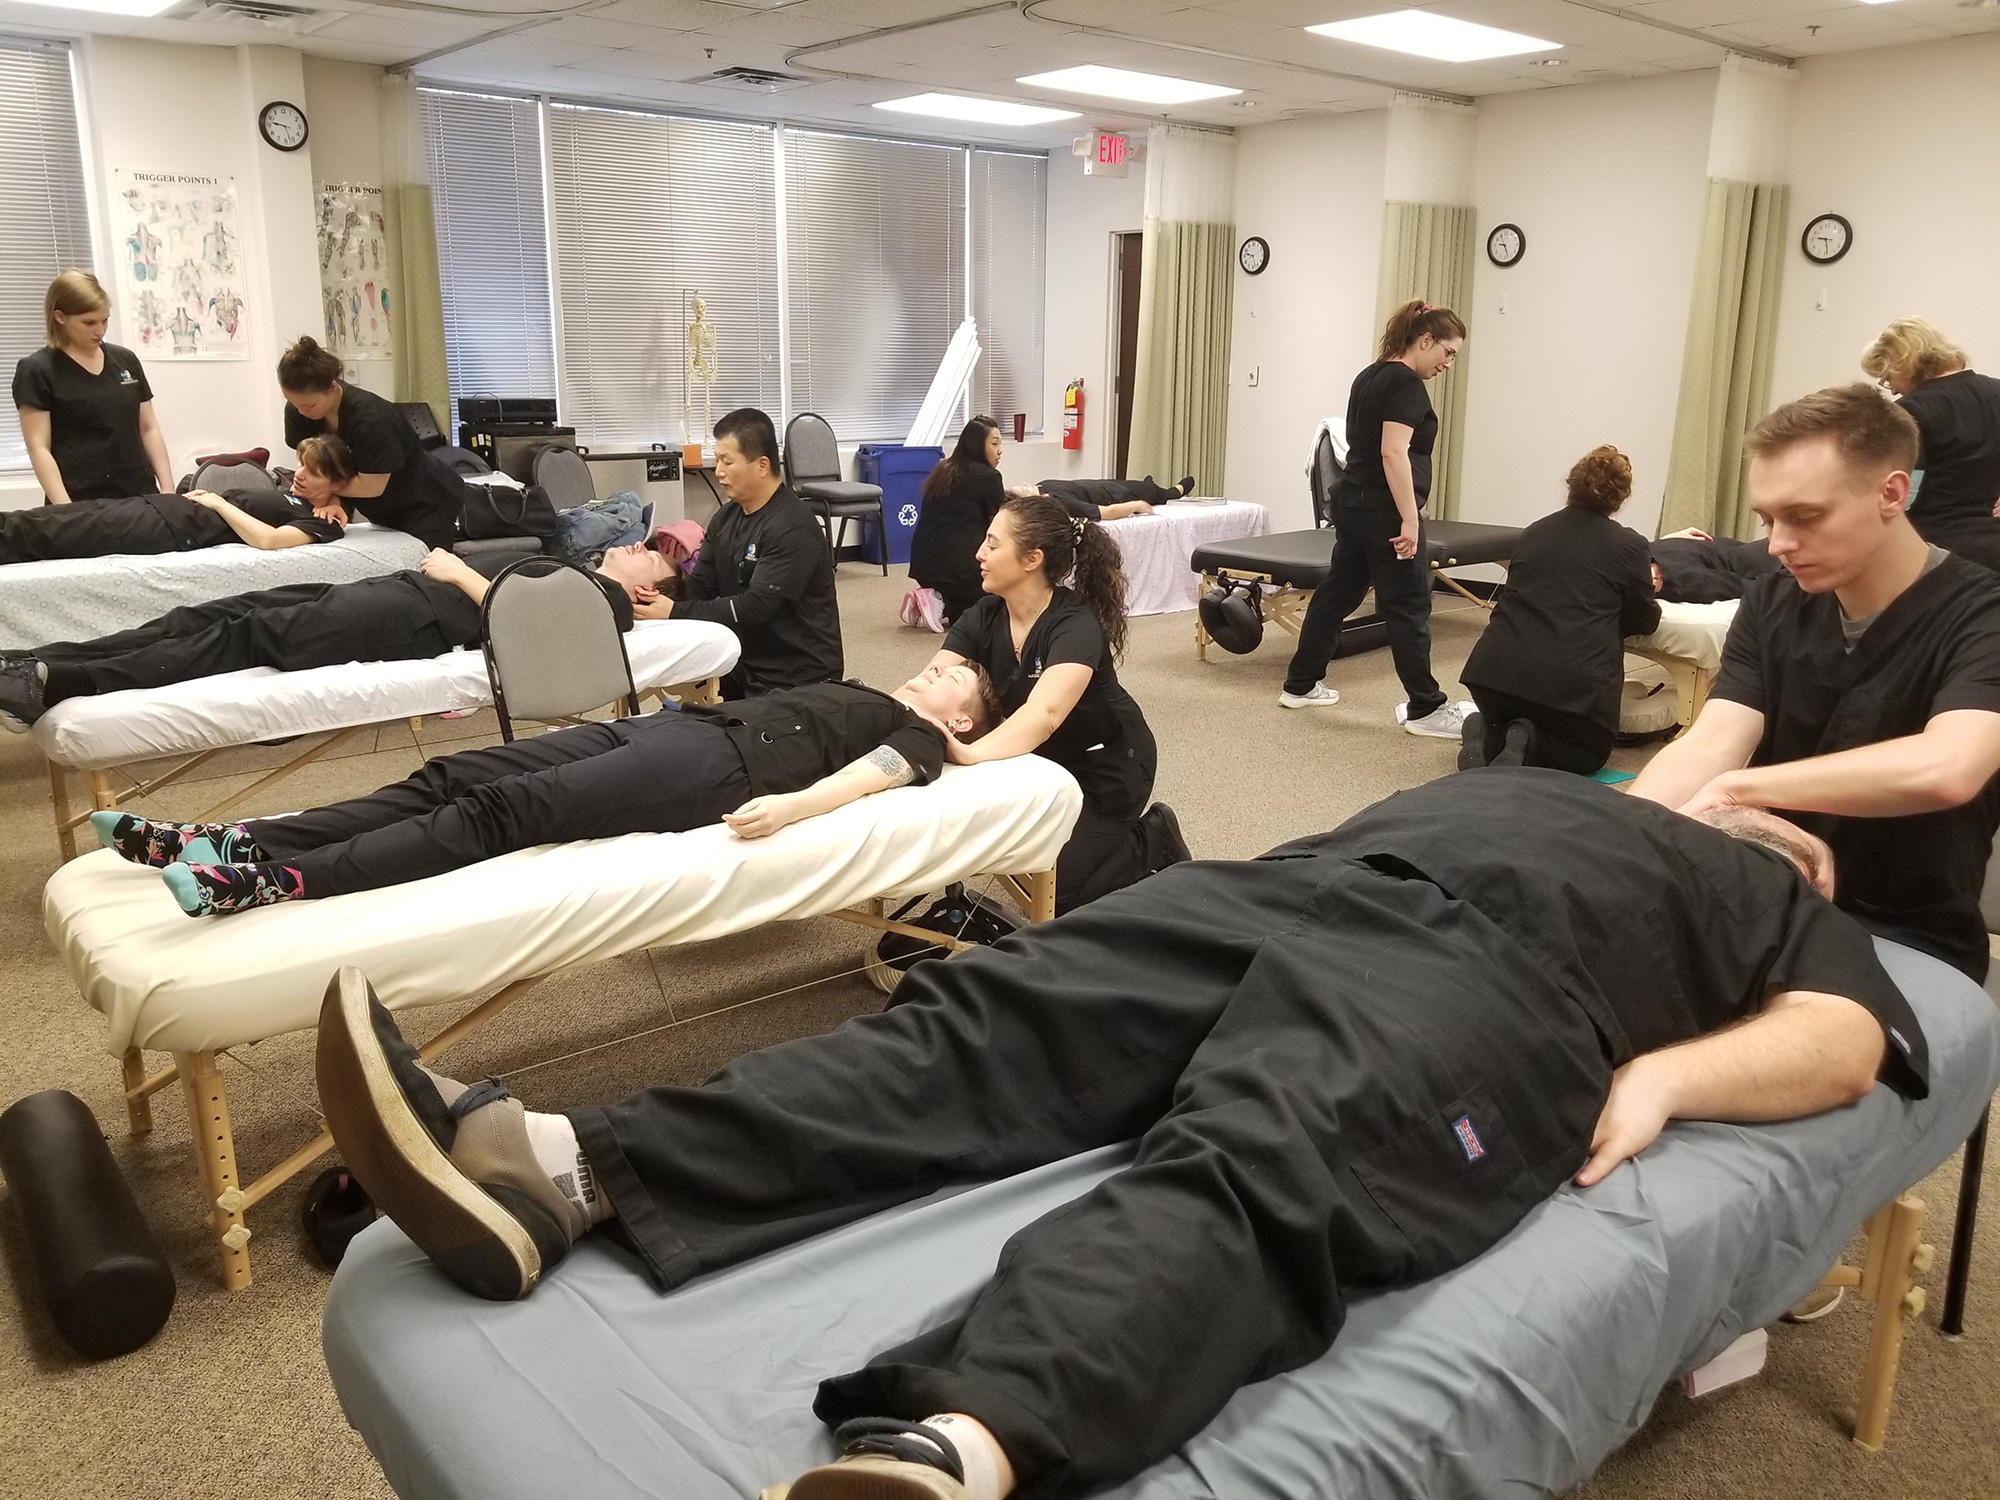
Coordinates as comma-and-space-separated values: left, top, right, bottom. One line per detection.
1457, 446, 1661, 775
278, 336, 467, 549
1280, 299, 1471, 739
0, 435, 354, 565
13, 270, 176, 504
909, 416, 1008, 624
928, 492, 1188, 912
1862, 316, 2000, 571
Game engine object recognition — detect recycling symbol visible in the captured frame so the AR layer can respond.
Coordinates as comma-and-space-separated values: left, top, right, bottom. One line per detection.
898, 503, 920, 526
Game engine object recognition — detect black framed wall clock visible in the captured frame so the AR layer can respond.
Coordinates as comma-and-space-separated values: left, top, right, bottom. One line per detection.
1486, 223, 1525, 267
1801, 213, 1852, 265
1238, 236, 1270, 275
259, 100, 309, 153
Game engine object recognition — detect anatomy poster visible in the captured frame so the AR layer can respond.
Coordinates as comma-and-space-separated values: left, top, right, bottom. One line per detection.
316, 182, 392, 358
112, 169, 250, 361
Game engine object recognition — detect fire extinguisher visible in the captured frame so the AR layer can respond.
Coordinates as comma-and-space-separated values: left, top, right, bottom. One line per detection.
1062, 379, 1084, 451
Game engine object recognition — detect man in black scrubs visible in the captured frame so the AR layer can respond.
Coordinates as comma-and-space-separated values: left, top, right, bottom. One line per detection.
1649, 531, 1781, 603
0, 545, 668, 731
320, 770, 1919, 1500
648, 408, 842, 698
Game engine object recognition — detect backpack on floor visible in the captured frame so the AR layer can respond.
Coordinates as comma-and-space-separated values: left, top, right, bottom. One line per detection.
876, 883, 1024, 997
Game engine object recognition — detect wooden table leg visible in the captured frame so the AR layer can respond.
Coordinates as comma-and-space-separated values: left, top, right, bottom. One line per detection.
175, 1050, 253, 1291
48, 759, 79, 861
1853, 1193, 1930, 1452
120, 1048, 152, 1135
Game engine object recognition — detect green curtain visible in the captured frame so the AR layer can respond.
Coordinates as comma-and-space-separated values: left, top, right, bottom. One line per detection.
1660, 179, 1789, 539
381, 75, 451, 429
1127, 218, 1233, 494
1375, 201, 1474, 520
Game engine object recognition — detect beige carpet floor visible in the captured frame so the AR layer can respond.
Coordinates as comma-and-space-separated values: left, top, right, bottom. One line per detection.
0, 566, 1993, 1497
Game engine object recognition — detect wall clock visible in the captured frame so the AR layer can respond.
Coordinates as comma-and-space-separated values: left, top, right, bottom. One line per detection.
259, 100, 309, 153
1801, 213, 1852, 265
1238, 235, 1270, 275
1486, 222, 1526, 268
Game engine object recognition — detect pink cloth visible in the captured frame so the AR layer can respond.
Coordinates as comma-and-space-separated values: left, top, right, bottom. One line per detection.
651, 519, 706, 570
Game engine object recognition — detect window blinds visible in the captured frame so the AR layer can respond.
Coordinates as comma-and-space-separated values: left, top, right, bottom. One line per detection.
970, 149, 1047, 435
418, 88, 556, 430
784, 128, 966, 443
546, 104, 778, 448
0, 39, 92, 474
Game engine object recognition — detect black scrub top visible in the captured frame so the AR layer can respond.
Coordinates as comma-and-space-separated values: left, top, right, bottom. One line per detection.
677, 484, 844, 696
686, 680, 946, 798
908, 462, 1005, 606
944, 590, 1156, 820
284, 383, 466, 549
12, 343, 158, 501
158, 491, 346, 549
1712, 555, 2000, 980
1650, 535, 1781, 603
1340, 360, 1437, 512
1269, 768, 1927, 1098
1461, 507, 1660, 734
1901, 371, 2000, 535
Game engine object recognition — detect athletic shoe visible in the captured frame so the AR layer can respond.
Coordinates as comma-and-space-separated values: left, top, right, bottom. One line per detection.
1782, 1284, 1845, 1323
161, 862, 305, 916
1143, 803, 1193, 872
299, 1165, 378, 1271
315, 969, 585, 1300
1398, 700, 1476, 739
1279, 682, 1340, 709
1457, 711, 1487, 770
1177, 475, 1197, 497
764, 1419, 968, 1500
1489, 719, 1534, 768
92, 811, 264, 868
0, 657, 48, 732
898, 584, 947, 633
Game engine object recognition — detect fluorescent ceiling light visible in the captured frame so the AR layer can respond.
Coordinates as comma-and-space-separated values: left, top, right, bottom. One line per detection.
1307, 10, 1559, 62
874, 93, 1080, 126
10, 0, 176, 13
1016, 65, 1241, 105
1855, 0, 1902, 5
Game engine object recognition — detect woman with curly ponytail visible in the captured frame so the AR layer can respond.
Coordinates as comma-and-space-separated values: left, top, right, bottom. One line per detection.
1458, 444, 1661, 774
926, 492, 1189, 911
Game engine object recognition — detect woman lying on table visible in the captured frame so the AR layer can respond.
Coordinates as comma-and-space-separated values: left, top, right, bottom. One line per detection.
0, 435, 354, 566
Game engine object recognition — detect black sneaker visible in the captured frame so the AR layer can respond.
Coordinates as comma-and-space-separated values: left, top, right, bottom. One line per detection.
1490, 719, 1534, 768
0, 656, 48, 732
1143, 803, 1193, 872
300, 1165, 378, 1271
315, 968, 581, 1300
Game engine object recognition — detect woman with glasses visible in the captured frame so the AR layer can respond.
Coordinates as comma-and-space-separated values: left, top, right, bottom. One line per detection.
1279, 299, 1472, 739
1861, 316, 2000, 571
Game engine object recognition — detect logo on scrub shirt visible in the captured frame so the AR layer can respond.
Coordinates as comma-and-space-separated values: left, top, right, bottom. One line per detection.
745, 542, 759, 562
117, 367, 137, 385
1027, 654, 1044, 681
1452, 1115, 1486, 1163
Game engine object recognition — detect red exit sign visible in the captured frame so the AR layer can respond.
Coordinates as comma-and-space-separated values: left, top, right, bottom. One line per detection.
1084, 130, 1129, 177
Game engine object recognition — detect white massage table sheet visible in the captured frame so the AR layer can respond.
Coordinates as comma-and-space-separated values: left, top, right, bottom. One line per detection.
323, 940, 2000, 1500
1098, 500, 1269, 617
30, 618, 740, 770
0, 521, 430, 651
44, 755, 1083, 1057
1628, 598, 1737, 672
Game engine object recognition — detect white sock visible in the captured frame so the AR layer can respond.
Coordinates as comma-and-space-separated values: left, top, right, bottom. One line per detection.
920, 1414, 1005, 1500
522, 1109, 608, 1226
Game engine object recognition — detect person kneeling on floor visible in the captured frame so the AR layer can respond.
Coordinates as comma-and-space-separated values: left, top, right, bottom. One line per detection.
317, 768, 1923, 1500
96, 665, 1005, 916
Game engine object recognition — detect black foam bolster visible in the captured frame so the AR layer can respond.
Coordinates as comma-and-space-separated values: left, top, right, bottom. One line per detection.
0, 1090, 176, 1359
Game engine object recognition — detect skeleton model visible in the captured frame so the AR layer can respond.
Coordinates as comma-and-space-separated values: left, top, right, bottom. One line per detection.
685, 293, 718, 454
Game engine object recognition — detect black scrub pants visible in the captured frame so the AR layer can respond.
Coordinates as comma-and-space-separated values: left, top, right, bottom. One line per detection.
1038, 477, 1181, 518
246, 711, 750, 897
568, 855, 1612, 1499
0, 493, 189, 564
33, 578, 457, 703
1465, 685, 1612, 776
1282, 503, 1444, 719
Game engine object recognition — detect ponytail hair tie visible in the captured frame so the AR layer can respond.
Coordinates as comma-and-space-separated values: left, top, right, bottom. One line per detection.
1419, 302, 1432, 312
1072, 516, 1089, 544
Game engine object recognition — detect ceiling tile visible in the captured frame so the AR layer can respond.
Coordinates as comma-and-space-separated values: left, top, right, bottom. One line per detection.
590, 0, 759, 28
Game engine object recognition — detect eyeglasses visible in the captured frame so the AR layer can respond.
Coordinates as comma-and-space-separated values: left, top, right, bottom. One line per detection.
1437, 345, 1461, 363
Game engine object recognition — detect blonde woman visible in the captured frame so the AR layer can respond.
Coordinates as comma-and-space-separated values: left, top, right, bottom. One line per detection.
1862, 316, 2000, 569
12, 270, 175, 504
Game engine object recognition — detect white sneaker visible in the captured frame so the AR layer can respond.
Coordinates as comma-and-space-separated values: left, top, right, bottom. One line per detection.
1278, 683, 1341, 709
1399, 699, 1475, 739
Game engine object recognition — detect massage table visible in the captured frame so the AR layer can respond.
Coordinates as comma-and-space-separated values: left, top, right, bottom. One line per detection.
29, 619, 742, 860
323, 940, 1998, 1497
0, 520, 430, 651
1097, 500, 1270, 616
1188, 521, 1522, 661
42, 755, 1083, 1290
1627, 599, 1737, 727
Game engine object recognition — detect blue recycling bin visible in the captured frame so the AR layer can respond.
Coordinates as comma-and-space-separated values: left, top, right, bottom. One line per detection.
853, 443, 943, 565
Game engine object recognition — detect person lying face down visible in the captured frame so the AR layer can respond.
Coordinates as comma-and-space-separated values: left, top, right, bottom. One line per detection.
94, 661, 1006, 916
0, 433, 356, 566
314, 768, 1924, 1500
1649, 528, 1783, 603
0, 542, 676, 733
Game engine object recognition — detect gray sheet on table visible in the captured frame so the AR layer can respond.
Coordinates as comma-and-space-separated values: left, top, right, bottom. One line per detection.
324, 940, 1999, 1500
0, 522, 428, 649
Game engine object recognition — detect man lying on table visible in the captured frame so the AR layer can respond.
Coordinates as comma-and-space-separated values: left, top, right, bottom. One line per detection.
0, 542, 674, 733
92, 663, 1004, 915
316, 768, 1925, 1500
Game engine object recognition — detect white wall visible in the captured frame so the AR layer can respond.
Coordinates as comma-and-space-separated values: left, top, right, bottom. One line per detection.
302, 55, 395, 401
1457, 69, 1715, 539
1222, 110, 1388, 531
1771, 33, 2000, 405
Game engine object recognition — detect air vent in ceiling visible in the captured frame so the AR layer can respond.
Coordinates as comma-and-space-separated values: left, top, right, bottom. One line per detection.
692, 65, 813, 92
174, 0, 343, 32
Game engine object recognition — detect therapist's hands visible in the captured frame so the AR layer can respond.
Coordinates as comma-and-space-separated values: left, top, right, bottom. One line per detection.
1393, 514, 1421, 560
1676, 772, 1758, 820
722, 794, 802, 839
632, 591, 674, 621
1576, 1055, 1675, 1187
940, 729, 988, 766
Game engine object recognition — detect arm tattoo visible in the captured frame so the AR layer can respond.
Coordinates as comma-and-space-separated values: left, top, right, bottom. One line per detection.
865, 745, 915, 786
